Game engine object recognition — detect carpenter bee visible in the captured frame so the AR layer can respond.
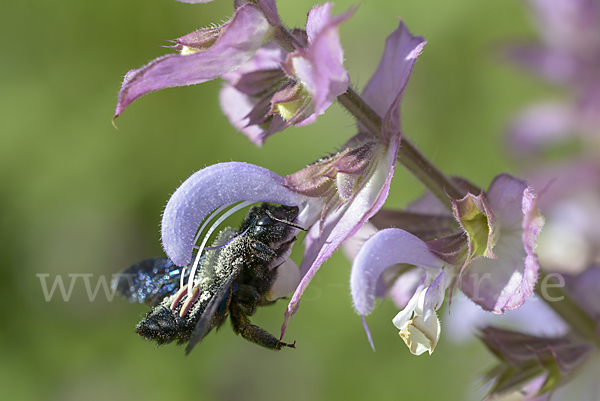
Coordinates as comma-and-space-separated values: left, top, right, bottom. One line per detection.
113, 203, 303, 353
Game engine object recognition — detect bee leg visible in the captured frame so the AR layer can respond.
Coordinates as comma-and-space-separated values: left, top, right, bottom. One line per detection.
229, 304, 295, 350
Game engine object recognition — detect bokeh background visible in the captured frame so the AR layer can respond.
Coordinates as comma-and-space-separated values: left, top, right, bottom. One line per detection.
1, 0, 553, 400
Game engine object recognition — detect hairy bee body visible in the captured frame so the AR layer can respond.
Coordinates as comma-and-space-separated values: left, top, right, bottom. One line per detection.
113, 203, 300, 353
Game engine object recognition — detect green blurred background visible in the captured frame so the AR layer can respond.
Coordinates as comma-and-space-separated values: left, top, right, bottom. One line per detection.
0, 0, 552, 400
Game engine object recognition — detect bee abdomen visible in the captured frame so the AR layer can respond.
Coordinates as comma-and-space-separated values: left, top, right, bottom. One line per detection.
135, 305, 194, 345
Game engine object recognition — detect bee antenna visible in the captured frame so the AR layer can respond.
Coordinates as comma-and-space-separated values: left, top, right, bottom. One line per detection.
265, 210, 307, 231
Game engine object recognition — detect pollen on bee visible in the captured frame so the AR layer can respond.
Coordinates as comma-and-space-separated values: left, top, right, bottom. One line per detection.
199, 291, 211, 303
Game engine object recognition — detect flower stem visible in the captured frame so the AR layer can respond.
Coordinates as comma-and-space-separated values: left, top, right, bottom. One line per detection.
338, 88, 465, 209
535, 269, 600, 347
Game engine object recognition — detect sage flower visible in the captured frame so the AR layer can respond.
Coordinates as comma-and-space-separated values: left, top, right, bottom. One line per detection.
349, 174, 545, 353
160, 20, 427, 338
220, 2, 353, 144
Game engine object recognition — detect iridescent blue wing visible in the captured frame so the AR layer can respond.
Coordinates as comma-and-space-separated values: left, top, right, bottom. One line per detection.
113, 257, 193, 307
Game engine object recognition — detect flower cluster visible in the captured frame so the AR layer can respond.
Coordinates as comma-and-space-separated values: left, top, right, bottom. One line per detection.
506, 0, 600, 155
114, 0, 600, 398
117, 0, 437, 340
436, 1, 600, 399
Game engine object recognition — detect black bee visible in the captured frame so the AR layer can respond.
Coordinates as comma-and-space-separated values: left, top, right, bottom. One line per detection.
113, 203, 303, 353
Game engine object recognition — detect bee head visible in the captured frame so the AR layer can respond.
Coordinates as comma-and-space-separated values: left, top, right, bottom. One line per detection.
248, 204, 303, 245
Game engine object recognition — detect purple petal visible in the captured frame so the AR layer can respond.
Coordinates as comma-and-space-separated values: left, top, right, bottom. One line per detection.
565, 266, 600, 322
361, 21, 426, 124
222, 42, 287, 83
232, 1, 280, 26
389, 268, 424, 309
527, 0, 600, 50
444, 294, 569, 344
233, 69, 285, 96
341, 221, 378, 262
115, 5, 270, 117
488, 174, 530, 228
289, 3, 353, 118
161, 162, 309, 266
219, 85, 262, 140
507, 102, 575, 155
351, 229, 446, 316
503, 45, 577, 83
219, 85, 289, 145
281, 135, 402, 337
305, 2, 349, 42
520, 185, 544, 302
423, 270, 449, 317
254, 0, 280, 25
459, 174, 543, 314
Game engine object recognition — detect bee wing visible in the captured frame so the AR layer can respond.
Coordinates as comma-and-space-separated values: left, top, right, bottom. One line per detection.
113, 257, 190, 307
185, 264, 242, 354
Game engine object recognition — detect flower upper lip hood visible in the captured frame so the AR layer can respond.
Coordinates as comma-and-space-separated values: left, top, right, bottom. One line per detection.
161, 162, 318, 267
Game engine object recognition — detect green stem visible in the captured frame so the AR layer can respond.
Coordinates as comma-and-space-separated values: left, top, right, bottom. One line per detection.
338, 88, 465, 208
535, 269, 600, 347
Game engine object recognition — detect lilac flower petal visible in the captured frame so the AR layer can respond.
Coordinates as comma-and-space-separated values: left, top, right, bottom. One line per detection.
219, 85, 289, 145
389, 268, 424, 309
444, 294, 569, 344
460, 232, 532, 314
219, 85, 265, 142
281, 135, 402, 337
488, 174, 530, 228
290, 3, 353, 117
508, 102, 575, 155
527, 0, 599, 50
341, 220, 377, 262
423, 270, 449, 319
361, 21, 426, 120
232, 1, 281, 26
223, 42, 287, 83
565, 266, 600, 322
161, 162, 309, 266
234, 69, 285, 96
503, 45, 577, 83
255, 0, 280, 26
305, 2, 349, 43
115, 5, 270, 117
351, 229, 446, 316
520, 185, 544, 306
459, 174, 542, 314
